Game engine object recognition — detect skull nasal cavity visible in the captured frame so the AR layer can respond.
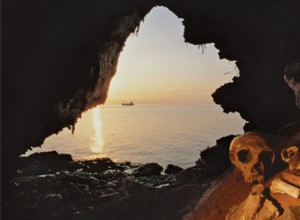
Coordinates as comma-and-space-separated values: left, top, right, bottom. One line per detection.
238, 150, 250, 163
259, 151, 274, 164
252, 162, 262, 174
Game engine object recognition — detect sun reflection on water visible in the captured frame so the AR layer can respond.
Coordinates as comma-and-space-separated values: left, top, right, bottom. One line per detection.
91, 106, 104, 153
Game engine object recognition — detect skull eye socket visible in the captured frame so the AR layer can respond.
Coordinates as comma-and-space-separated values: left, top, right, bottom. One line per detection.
237, 150, 250, 163
283, 150, 296, 158
259, 151, 274, 164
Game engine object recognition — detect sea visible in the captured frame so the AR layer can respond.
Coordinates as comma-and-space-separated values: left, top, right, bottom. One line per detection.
25, 103, 246, 168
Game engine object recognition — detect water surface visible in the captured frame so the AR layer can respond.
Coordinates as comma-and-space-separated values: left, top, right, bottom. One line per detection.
26, 103, 245, 168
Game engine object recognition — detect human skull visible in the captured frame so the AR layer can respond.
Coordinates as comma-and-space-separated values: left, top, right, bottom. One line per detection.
229, 132, 275, 183
281, 145, 300, 171
283, 60, 300, 109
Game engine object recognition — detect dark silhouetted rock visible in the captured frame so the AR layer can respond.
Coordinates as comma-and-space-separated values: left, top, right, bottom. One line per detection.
176, 166, 203, 184
165, 164, 183, 174
79, 158, 118, 172
133, 163, 163, 177
74, 184, 210, 220
7, 156, 180, 220
200, 135, 237, 174
18, 151, 75, 175
28, 151, 73, 162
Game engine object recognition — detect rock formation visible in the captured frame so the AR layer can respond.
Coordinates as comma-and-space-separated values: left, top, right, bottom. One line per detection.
3, 0, 300, 214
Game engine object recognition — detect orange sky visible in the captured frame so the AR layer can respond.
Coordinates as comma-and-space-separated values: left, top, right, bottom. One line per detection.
105, 7, 238, 105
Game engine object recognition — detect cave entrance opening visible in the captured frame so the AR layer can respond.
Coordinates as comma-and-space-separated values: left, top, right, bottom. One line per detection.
24, 6, 245, 168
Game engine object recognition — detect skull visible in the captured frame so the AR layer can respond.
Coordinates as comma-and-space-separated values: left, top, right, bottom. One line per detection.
283, 60, 300, 109
229, 132, 275, 184
281, 145, 300, 171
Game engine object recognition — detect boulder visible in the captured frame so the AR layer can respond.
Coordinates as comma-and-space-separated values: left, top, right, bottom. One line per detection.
165, 164, 183, 174
133, 163, 163, 177
28, 151, 73, 162
79, 158, 118, 173
200, 135, 236, 174
17, 151, 74, 175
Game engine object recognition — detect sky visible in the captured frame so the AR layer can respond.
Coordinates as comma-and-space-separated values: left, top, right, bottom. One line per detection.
106, 6, 238, 105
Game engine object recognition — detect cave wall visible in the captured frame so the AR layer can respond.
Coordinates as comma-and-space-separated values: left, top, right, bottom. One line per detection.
2, 0, 156, 170
161, 0, 300, 133
2, 0, 300, 176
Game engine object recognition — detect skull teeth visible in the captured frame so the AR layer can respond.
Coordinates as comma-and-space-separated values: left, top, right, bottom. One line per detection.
257, 176, 264, 184
251, 167, 259, 175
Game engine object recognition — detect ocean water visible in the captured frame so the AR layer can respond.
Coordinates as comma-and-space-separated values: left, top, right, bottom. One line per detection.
25, 103, 246, 168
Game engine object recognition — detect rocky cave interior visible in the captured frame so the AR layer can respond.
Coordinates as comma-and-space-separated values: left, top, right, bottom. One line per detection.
2, 0, 300, 219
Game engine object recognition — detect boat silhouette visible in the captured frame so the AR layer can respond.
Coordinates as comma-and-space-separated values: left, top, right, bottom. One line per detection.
121, 101, 134, 106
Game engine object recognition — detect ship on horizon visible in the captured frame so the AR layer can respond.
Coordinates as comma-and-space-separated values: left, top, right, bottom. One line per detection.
121, 101, 134, 106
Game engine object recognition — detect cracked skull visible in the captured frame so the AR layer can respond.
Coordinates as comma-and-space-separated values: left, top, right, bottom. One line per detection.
229, 132, 275, 183
284, 60, 300, 109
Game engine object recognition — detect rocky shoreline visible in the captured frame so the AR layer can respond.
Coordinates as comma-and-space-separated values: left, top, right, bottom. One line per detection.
5, 136, 234, 220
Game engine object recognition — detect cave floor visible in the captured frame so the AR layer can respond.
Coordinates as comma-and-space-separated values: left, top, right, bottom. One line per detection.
187, 132, 300, 220
4, 152, 222, 220
187, 168, 300, 220
5, 133, 300, 219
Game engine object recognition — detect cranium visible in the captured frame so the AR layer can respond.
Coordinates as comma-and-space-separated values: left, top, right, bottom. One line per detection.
281, 145, 300, 171
283, 60, 300, 109
229, 132, 275, 183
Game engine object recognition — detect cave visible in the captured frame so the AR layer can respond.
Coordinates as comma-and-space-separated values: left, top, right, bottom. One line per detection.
23, 6, 245, 168
2, 0, 300, 219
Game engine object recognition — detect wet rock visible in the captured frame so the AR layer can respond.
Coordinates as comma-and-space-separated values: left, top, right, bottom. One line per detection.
61, 172, 101, 187
136, 175, 176, 188
6, 154, 185, 220
111, 170, 129, 180
13, 176, 40, 185
44, 193, 63, 201
120, 161, 132, 166
99, 192, 120, 200
133, 163, 163, 177
121, 180, 153, 194
79, 158, 119, 173
106, 182, 118, 188
79, 184, 90, 192
104, 187, 116, 194
165, 164, 183, 174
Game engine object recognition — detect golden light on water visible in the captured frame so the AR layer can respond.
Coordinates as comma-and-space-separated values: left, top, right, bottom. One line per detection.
91, 106, 104, 153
